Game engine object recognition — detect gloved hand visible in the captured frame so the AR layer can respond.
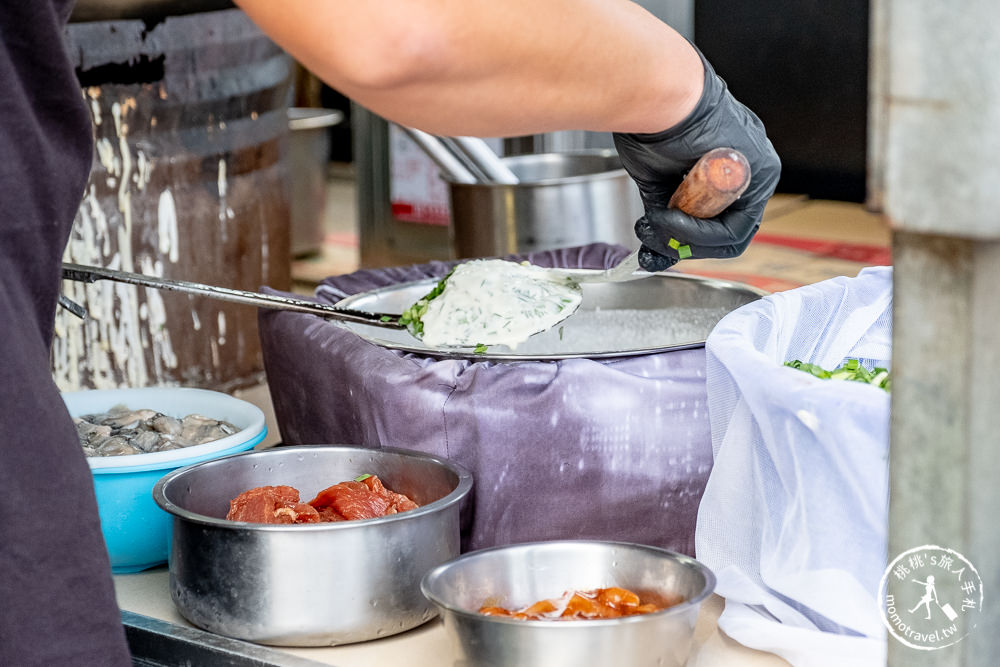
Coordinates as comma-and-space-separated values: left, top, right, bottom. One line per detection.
613, 46, 781, 271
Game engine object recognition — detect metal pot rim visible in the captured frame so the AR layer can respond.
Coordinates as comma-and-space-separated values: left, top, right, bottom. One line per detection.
334, 271, 769, 361
152, 444, 474, 530
443, 149, 628, 187
288, 107, 345, 132
420, 539, 717, 626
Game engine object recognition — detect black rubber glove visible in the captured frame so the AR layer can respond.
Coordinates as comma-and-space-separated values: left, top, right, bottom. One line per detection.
613, 46, 781, 271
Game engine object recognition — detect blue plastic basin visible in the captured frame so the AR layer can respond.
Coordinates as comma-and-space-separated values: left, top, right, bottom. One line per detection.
63, 387, 267, 573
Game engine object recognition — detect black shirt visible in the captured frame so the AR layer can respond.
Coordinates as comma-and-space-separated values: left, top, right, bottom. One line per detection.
0, 2, 131, 664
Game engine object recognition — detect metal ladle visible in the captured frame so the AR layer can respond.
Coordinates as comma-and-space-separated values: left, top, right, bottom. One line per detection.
59, 149, 750, 352
60, 264, 407, 329
406, 148, 752, 349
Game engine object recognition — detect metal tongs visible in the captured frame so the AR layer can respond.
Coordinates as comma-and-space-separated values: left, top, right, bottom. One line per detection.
60, 263, 405, 329
397, 125, 519, 185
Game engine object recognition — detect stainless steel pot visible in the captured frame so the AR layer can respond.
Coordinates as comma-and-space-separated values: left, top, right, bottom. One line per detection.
421, 540, 715, 667
447, 150, 644, 258
289, 108, 344, 256
152, 445, 473, 646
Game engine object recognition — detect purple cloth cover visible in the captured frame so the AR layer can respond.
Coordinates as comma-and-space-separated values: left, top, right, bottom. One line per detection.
259, 244, 713, 555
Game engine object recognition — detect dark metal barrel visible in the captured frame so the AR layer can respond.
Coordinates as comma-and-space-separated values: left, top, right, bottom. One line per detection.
56, 7, 293, 391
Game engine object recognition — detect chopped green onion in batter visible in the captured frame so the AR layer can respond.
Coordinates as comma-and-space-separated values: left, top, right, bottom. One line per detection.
400, 259, 584, 350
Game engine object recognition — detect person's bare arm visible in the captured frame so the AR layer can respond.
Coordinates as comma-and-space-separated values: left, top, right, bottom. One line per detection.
233, 0, 702, 137
235, 0, 781, 265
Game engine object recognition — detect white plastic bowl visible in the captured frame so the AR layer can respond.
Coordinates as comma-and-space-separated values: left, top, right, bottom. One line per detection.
63, 387, 267, 572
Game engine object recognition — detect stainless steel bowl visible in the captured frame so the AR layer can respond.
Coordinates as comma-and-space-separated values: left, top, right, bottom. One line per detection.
421, 540, 715, 667
152, 445, 473, 646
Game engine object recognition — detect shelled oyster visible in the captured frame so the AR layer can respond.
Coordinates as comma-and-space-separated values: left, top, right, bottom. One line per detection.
75, 403, 239, 457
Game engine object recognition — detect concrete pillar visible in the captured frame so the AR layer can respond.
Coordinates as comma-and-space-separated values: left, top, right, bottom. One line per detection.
870, 1, 1000, 664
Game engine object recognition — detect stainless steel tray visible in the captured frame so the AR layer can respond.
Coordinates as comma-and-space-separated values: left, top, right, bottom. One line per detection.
335, 271, 767, 361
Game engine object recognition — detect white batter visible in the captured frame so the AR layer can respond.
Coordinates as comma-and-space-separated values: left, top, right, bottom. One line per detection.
418, 259, 583, 349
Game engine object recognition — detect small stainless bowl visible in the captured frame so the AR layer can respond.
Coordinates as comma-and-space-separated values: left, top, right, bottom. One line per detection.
421, 540, 715, 667
153, 445, 472, 646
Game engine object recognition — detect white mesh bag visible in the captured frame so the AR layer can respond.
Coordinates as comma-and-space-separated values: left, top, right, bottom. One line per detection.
695, 266, 892, 667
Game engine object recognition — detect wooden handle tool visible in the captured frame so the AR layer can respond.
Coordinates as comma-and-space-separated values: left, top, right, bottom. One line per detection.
668, 147, 750, 217
564, 148, 751, 283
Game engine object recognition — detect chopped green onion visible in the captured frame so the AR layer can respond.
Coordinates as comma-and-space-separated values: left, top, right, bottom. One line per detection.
398, 269, 456, 338
666, 238, 692, 259
353, 473, 372, 482
473, 343, 489, 354
784, 358, 891, 392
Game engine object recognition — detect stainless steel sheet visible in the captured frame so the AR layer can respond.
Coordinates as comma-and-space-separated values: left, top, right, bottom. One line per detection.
335, 271, 767, 361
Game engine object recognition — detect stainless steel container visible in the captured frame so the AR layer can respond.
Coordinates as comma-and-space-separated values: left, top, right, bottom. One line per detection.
152, 445, 473, 646
448, 150, 644, 259
289, 108, 344, 256
421, 540, 715, 667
